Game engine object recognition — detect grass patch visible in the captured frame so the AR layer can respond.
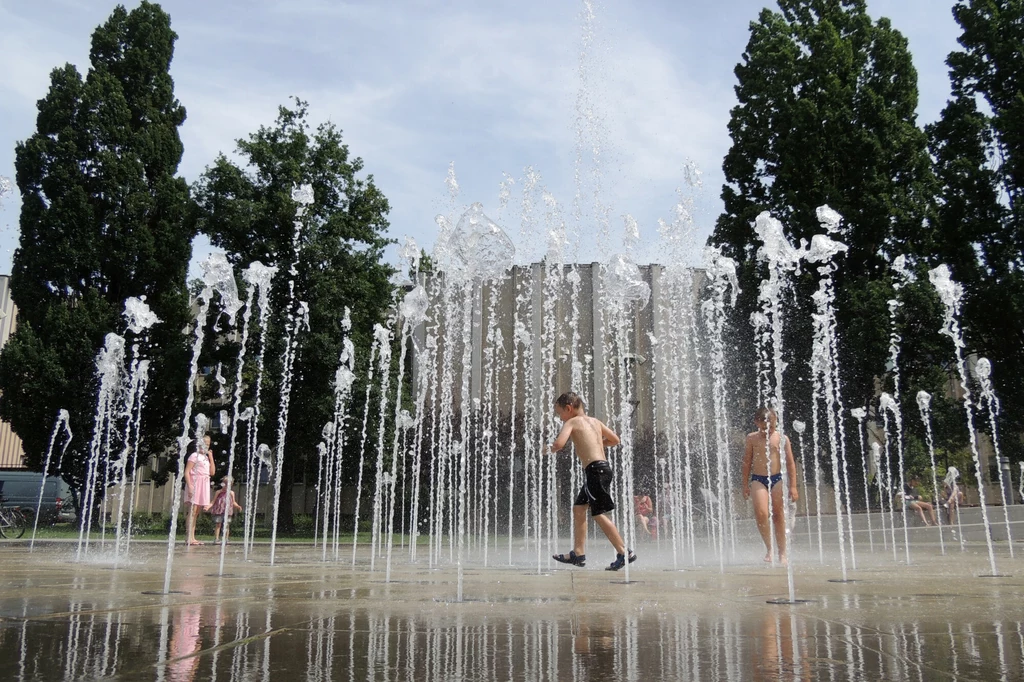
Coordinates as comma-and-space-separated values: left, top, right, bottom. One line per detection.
17, 522, 412, 545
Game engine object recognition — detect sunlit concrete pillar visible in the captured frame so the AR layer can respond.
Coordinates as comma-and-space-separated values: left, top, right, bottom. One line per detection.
531, 263, 544, 418
590, 262, 607, 421
649, 264, 668, 438
470, 281, 483, 406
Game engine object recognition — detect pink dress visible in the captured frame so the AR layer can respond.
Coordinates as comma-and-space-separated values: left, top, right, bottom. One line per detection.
186, 452, 211, 507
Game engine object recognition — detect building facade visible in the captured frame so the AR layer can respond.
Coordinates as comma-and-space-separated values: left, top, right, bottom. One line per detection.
0, 275, 25, 469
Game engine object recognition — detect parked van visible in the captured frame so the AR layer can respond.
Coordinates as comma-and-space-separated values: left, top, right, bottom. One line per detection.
0, 470, 75, 522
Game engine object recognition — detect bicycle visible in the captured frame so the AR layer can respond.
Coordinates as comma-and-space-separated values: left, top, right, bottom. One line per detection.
0, 497, 28, 539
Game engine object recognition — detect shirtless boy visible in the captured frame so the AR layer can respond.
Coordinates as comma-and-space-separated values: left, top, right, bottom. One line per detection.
741, 407, 799, 565
549, 391, 636, 571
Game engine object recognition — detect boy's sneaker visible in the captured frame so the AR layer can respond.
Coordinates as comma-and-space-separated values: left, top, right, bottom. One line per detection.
605, 550, 637, 571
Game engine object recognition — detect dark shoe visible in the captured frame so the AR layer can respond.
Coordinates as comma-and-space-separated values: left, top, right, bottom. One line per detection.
553, 551, 586, 567
606, 550, 637, 571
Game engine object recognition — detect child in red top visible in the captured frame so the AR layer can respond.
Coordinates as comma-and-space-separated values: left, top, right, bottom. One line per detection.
209, 478, 242, 543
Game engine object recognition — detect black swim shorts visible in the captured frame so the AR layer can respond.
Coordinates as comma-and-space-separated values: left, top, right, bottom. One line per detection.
574, 460, 616, 516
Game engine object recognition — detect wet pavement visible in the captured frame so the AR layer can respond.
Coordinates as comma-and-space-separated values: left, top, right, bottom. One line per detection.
1, 540, 1023, 681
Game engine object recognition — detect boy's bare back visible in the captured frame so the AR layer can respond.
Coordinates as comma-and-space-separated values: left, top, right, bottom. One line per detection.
554, 415, 619, 466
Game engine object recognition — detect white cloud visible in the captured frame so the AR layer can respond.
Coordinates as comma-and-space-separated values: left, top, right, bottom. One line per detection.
0, 0, 965, 277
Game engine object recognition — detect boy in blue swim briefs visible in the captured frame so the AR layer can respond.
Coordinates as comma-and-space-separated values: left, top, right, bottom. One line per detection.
549, 391, 636, 571
742, 407, 799, 565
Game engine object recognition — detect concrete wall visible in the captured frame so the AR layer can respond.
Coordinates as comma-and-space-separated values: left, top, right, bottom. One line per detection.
417, 264, 699, 429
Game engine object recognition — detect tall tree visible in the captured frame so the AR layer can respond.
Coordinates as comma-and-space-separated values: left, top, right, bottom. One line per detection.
708, 1, 939, 430
0, 2, 193, 516
191, 100, 394, 532
928, 0, 1024, 460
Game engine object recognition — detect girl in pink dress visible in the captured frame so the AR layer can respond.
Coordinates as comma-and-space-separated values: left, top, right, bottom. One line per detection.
184, 435, 215, 546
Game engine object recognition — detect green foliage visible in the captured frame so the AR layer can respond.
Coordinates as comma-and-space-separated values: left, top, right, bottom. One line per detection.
191, 99, 395, 532
709, 1, 942, 456
0, 2, 193, 508
417, 249, 434, 274
129, 512, 167, 534
928, 0, 1024, 459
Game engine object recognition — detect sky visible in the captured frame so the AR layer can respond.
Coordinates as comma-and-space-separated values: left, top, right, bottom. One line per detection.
0, 0, 962, 276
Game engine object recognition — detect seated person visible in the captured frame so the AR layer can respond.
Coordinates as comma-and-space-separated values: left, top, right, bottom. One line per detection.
634, 494, 657, 540
902, 476, 937, 526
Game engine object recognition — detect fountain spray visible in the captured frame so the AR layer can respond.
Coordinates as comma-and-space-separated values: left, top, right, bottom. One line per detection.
162, 253, 241, 593
943, 466, 966, 550
269, 183, 315, 565
383, 283, 430, 579
320, 308, 356, 561
364, 320, 395, 571
974, 358, 1014, 555
241, 263, 277, 559
407, 276, 436, 563
870, 439, 893, 553
509, 277, 532, 563
805, 208, 852, 579
77, 333, 125, 560
751, 211, 800, 578
929, 264, 999, 575
915, 391, 946, 555
29, 410, 72, 551
602, 245, 650, 582
879, 392, 909, 563
791, 419, 816, 552
217, 262, 276, 574
1019, 463, 1024, 508
849, 407, 874, 552
113, 297, 160, 562
541, 194, 568, 572
703, 245, 740, 566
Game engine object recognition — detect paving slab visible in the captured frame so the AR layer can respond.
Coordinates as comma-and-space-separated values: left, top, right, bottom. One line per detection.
1, 538, 1023, 680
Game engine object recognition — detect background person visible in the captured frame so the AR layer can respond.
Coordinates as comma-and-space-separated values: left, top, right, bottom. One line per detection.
903, 476, 937, 526
549, 391, 636, 571
741, 407, 799, 566
183, 435, 214, 546
209, 478, 242, 543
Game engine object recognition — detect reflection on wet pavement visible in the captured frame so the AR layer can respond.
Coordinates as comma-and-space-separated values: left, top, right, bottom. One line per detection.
1, 543, 1022, 681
